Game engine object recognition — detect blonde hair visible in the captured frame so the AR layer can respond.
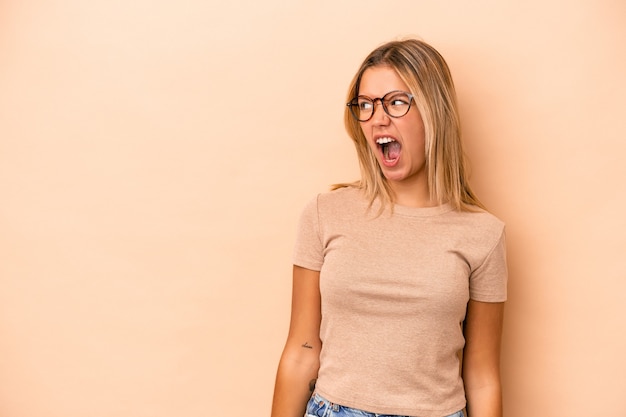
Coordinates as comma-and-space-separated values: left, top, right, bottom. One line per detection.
335, 38, 485, 212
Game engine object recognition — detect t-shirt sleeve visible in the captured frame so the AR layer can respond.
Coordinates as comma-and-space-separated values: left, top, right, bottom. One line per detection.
292, 195, 324, 271
469, 228, 508, 302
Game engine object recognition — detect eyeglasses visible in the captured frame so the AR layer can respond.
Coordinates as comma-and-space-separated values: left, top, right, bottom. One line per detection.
347, 90, 414, 122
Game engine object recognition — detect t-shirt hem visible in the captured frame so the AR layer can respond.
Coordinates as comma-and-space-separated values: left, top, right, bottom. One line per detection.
315, 388, 466, 417
470, 293, 507, 303
293, 259, 322, 271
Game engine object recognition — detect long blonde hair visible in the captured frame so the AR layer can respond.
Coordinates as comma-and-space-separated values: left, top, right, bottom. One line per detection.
335, 38, 485, 212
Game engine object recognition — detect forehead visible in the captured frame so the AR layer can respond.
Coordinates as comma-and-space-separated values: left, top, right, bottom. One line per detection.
358, 65, 409, 97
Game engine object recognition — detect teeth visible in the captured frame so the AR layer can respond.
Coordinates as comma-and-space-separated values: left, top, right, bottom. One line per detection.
376, 137, 395, 144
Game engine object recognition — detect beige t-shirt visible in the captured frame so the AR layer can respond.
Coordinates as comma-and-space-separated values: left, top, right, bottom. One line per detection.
293, 187, 507, 417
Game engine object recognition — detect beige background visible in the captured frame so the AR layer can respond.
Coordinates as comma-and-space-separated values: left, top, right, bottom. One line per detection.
1, 1, 625, 416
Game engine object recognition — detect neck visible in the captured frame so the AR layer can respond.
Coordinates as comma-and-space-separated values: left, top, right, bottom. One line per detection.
389, 180, 437, 208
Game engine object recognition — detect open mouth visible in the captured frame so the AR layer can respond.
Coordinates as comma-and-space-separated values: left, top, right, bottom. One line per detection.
376, 137, 401, 162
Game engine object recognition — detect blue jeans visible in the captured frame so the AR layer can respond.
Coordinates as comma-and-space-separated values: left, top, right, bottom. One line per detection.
305, 392, 464, 417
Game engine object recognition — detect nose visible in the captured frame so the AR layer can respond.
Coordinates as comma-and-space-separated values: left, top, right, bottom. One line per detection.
370, 100, 390, 125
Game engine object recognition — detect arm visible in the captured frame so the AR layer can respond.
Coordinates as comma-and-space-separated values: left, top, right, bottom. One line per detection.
462, 300, 504, 417
271, 265, 322, 417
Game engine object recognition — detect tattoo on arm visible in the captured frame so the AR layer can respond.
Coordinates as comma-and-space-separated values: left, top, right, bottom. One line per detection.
301, 343, 316, 392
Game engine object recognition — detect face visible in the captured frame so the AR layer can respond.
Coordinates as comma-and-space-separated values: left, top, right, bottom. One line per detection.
357, 65, 427, 192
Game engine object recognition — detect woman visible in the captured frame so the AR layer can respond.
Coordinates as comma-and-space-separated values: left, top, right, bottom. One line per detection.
271, 39, 507, 417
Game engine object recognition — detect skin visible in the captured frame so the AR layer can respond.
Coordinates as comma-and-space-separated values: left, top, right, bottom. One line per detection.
271, 64, 504, 417
463, 300, 504, 417
271, 266, 321, 417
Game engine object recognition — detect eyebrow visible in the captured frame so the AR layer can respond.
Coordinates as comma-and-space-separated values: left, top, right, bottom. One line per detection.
356, 90, 408, 99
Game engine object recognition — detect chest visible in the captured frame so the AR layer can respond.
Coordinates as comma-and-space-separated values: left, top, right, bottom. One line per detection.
319, 218, 471, 320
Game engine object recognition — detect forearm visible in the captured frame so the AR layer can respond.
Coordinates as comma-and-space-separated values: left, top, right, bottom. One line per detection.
465, 382, 502, 417
271, 352, 319, 417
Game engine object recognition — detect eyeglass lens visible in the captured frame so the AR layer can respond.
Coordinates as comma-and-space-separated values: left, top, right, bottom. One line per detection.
349, 91, 412, 122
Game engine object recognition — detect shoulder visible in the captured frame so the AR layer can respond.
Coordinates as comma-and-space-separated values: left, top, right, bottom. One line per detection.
297, 187, 367, 229
317, 185, 361, 201
312, 186, 365, 213
443, 208, 506, 250
299, 186, 361, 213
447, 207, 504, 231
